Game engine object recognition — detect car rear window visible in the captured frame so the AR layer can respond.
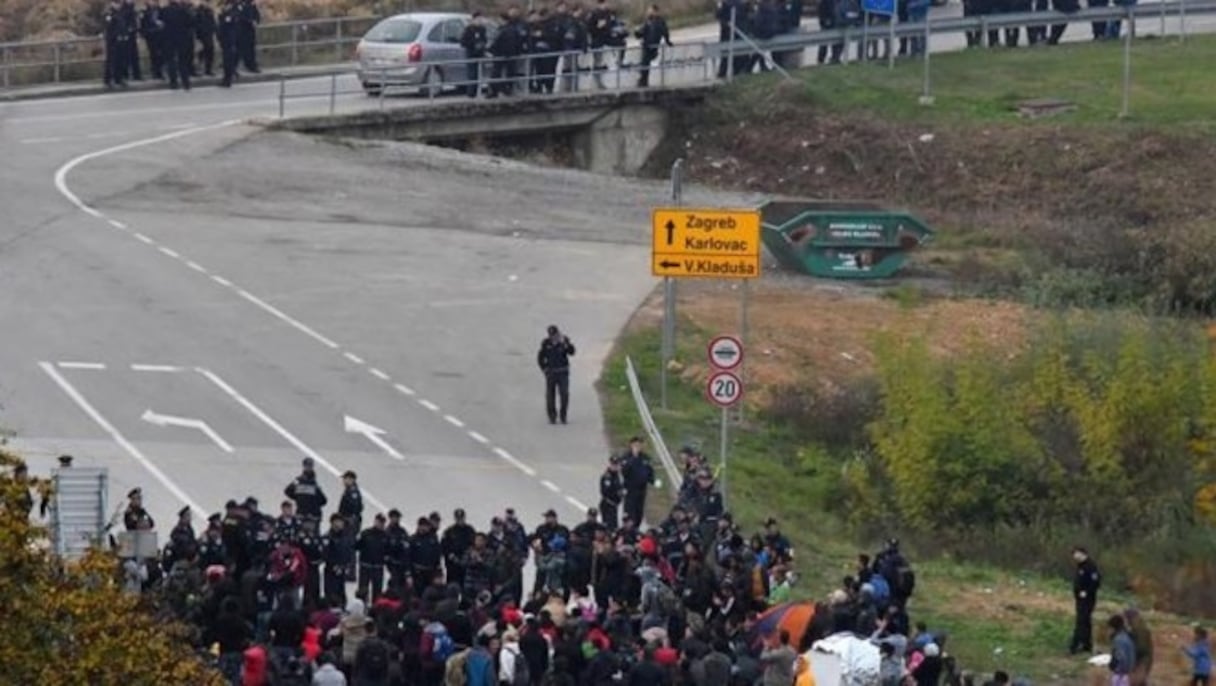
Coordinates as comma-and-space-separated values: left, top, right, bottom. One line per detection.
364, 18, 423, 43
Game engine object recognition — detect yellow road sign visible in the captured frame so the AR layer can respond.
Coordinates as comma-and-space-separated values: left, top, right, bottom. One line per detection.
651, 208, 762, 279
652, 253, 761, 279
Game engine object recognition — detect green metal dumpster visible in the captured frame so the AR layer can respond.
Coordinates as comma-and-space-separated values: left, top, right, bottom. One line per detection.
760, 200, 935, 280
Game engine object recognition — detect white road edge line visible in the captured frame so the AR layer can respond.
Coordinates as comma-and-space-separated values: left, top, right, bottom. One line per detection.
541, 480, 561, 493
56, 361, 106, 370
467, 431, 489, 444
211, 275, 233, 287
493, 447, 537, 477
196, 367, 389, 512
343, 352, 365, 365
394, 383, 416, 396
21, 136, 65, 144
40, 362, 206, 517
369, 368, 390, 381
234, 289, 341, 349
53, 119, 240, 216
159, 246, 181, 259
131, 364, 183, 372
443, 415, 465, 428
418, 399, 440, 412
186, 261, 207, 273
133, 232, 154, 244
108, 219, 127, 230
564, 496, 588, 511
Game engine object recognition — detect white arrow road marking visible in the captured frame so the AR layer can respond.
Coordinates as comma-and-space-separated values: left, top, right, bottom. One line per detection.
343, 415, 405, 461
140, 408, 234, 453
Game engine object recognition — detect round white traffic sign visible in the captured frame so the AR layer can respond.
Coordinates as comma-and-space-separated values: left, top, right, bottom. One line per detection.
707, 335, 744, 371
706, 370, 744, 408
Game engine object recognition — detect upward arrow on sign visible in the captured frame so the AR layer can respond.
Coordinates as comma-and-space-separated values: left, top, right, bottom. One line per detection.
665, 220, 675, 246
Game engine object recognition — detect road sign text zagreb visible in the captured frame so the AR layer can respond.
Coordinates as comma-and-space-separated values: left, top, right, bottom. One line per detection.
651, 208, 762, 279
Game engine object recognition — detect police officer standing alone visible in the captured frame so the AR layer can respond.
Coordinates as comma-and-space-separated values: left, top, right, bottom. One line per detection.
194, 0, 217, 76
598, 455, 625, 530
538, 324, 576, 425
160, 0, 194, 90
460, 11, 489, 97
217, 0, 239, 86
1070, 546, 1101, 655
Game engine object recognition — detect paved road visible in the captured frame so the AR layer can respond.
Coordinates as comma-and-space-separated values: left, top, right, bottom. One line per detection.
0, 7, 1213, 543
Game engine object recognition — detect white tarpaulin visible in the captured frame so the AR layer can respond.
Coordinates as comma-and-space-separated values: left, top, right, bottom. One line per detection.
808, 633, 882, 686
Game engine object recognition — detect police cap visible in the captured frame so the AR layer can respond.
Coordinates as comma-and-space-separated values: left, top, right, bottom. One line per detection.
178, 506, 191, 518
127, 487, 142, 499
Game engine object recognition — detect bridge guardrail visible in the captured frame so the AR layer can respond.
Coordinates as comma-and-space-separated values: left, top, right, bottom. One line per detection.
0, 14, 377, 89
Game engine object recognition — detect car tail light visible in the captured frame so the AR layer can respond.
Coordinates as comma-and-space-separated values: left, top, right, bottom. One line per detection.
407, 43, 423, 62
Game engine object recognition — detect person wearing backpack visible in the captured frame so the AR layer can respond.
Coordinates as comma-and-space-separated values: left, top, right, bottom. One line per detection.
499, 627, 532, 686
353, 621, 392, 686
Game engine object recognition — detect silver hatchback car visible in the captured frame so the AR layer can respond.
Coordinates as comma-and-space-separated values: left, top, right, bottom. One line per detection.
355, 12, 471, 96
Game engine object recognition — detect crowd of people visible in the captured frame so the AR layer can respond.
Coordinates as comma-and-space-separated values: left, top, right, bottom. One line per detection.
105, 428, 1066, 686
102, 0, 261, 89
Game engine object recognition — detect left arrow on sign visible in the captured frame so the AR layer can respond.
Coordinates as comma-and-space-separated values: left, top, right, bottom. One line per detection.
343, 415, 405, 461
141, 408, 234, 453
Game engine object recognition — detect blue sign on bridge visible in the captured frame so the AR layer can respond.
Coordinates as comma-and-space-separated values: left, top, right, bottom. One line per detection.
862, 0, 896, 15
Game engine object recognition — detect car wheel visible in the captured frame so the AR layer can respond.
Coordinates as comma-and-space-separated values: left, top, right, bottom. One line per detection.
421, 67, 443, 98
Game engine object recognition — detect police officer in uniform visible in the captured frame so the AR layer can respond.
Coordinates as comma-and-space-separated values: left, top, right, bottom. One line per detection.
634, 4, 672, 88
164, 505, 197, 571
284, 457, 328, 526
123, 487, 155, 531
140, 0, 166, 79
160, 0, 194, 89
195, 0, 217, 75
1070, 546, 1101, 654
489, 6, 527, 97
235, 0, 260, 72
409, 516, 442, 588
217, 0, 239, 86
243, 497, 274, 566
338, 470, 363, 550
459, 11, 489, 97
441, 508, 476, 588
103, 0, 131, 88
322, 514, 354, 606
296, 517, 325, 607
356, 513, 389, 602
198, 513, 227, 569
619, 437, 655, 526
121, 0, 142, 80
275, 500, 301, 542
537, 324, 576, 425
221, 498, 250, 575
598, 455, 625, 531
385, 509, 411, 593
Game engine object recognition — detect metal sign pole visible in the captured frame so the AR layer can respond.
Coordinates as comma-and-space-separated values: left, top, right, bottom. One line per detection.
720, 405, 729, 507
887, 11, 896, 69
1120, 9, 1131, 118
862, 13, 870, 61
737, 279, 750, 424
920, 16, 932, 102
660, 160, 685, 410
728, 7, 737, 82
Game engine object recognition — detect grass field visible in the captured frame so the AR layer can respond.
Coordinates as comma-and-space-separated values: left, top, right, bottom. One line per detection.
721, 33, 1216, 128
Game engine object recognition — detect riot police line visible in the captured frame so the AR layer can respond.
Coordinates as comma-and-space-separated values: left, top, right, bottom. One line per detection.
103, 0, 261, 90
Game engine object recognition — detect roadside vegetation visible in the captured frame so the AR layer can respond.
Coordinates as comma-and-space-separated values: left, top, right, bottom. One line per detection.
609, 32, 1216, 682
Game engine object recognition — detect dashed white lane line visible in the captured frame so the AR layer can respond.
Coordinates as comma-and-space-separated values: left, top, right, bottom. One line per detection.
131, 364, 183, 372
565, 496, 588, 511
57, 361, 106, 370
494, 447, 537, 477
41, 361, 206, 517
20, 136, 65, 144
52, 120, 587, 514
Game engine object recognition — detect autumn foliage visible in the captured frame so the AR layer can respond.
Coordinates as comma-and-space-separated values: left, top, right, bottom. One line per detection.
0, 448, 225, 686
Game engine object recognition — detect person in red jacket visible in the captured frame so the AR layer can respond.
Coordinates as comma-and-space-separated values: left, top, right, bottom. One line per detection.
268, 536, 307, 609
242, 644, 268, 686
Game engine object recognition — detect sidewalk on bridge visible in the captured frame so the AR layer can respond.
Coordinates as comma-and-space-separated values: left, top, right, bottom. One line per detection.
0, 62, 347, 102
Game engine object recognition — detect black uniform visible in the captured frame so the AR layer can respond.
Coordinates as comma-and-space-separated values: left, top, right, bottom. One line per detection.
103, 1, 131, 87
527, 14, 561, 94
537, 332, 576, 424
217, 0, 238, 85
557, 11, 588, 92
716, 0, 751, 78
140, 2, 166, 79
160, 0, 194, 89
1049, 0, 1080, 43
441, 522, 476, 588
1071, 555, 1101, 654
621, 452, 654, 525
816, 0, 844, 64
221, 509, 250, 574
121, 0, 143, 80
338, 484, 364, 540
195, 1, 217, 75
322, 526, 355, 606
198, 531, 226, 569
235, 0, 260, 71
409, 528, 442, 587
296, 526, 324, 607
489, 16, 527, 97
124, 505, 155, 531
634, 13, 671, 87
356, 526, 388, 602
385, 521, 411, 591
586, 2, 623, 87
284, 473, 328, 524
165, 521, 197, 570
459, 20, 489, 97
598, 468, 624, 531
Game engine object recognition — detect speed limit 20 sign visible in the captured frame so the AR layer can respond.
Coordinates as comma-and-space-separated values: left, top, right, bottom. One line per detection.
706, 370, 743, 408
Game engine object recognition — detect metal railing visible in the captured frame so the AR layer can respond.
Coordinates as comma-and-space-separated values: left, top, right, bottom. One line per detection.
0, 14, 377, 89
625, 356, 681, 498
